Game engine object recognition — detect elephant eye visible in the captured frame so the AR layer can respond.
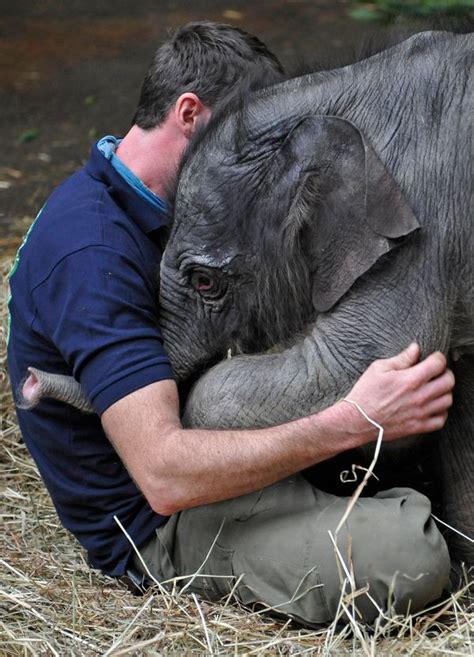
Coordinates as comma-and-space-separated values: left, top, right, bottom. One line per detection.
190, 268, 225, 299
192, 272, 214, 291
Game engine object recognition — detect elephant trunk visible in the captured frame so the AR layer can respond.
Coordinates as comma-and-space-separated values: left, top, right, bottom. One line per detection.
19, 367, 94, 414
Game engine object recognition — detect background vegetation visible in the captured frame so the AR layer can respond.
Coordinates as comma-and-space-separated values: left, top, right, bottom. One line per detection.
349, 0, 474, 22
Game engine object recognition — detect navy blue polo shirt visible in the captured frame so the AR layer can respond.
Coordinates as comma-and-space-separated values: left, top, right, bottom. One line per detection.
7, 141, 175, 576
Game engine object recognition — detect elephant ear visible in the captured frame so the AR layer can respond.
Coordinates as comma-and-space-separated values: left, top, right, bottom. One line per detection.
281, 116, 420, 312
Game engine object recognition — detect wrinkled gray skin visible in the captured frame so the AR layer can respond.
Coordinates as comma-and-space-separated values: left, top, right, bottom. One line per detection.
160, 32, 473, 564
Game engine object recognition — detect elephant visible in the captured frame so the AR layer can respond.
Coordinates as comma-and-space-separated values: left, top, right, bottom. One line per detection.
158, 31, 473, 565
21, 31, 473, 566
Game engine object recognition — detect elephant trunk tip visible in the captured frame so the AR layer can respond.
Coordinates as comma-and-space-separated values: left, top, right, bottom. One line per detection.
16, 366, 95, 414
17, 367, 45, 410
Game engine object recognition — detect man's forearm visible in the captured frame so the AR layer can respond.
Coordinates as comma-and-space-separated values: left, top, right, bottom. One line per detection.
102, 379, 367, 516
149, 402, 364, 515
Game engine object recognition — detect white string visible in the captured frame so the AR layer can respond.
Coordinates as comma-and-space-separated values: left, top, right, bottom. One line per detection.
335, 398, 384, 535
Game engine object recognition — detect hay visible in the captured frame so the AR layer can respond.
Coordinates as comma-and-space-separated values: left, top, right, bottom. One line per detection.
1, 254, 473, 655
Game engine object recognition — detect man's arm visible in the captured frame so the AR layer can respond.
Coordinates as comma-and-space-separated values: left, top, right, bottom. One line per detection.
102, 344, 454, 515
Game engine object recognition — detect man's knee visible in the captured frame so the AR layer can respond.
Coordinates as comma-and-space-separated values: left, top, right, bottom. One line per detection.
314, 487, 450, 623
220, 486, 451, 626
377, 488, 451, 614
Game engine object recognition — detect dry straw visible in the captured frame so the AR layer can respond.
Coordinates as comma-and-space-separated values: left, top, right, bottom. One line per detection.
1, 254, 472, 655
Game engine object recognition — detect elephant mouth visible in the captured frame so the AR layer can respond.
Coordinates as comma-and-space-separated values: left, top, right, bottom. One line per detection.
173, 332, 279, 386
174, 349, 226, 385
176, 351, 226, 406
177, 341, 247, 383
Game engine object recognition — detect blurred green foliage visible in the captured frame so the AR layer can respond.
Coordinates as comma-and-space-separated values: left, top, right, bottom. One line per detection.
18, 128, 40, 144
348, 0, 474, 22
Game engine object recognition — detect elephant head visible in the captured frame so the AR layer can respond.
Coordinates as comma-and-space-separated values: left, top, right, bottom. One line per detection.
160, 99, 419, 381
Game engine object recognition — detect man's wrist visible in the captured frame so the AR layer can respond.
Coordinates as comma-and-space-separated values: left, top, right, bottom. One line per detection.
308, 400, 376, 455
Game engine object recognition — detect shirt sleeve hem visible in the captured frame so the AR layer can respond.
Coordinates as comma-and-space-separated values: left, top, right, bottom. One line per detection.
92, 362, 175, 415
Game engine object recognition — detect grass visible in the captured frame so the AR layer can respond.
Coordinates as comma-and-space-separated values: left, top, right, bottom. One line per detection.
1, 254, 473, 655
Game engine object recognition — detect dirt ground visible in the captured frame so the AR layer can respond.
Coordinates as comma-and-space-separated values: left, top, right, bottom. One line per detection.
0, 0, 413, 254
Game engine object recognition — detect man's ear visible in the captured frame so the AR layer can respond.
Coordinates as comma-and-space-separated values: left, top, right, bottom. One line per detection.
279, 116, 420, 313
174, 93, 211, 139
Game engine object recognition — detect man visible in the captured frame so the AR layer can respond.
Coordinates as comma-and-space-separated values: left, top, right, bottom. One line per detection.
8, 22, 454, 626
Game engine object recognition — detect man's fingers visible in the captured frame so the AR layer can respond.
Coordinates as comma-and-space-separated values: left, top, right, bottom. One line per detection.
418, 369, 455, 402
381, 343, 421, 370
424, 393, 454, 417
419, 413, 449, 433
407, 351, 448, 385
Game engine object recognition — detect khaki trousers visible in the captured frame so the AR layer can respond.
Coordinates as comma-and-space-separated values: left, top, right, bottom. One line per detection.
134, 476, 450, 626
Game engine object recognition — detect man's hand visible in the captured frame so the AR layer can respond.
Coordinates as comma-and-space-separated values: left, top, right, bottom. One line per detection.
345, 343, 454, 444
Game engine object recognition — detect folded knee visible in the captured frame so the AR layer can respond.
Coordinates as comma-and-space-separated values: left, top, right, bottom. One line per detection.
386, 490, 450, 614
355, 489, 450, 619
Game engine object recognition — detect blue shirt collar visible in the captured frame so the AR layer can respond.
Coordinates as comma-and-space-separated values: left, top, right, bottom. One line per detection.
86, 137, 170, 235
97, 136, 168, 214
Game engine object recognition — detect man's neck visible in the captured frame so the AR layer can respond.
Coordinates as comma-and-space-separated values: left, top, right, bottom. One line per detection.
116, 124, 185, 199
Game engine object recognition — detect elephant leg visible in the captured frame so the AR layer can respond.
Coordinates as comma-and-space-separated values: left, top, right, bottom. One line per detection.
182, 340, 350, 430
436, 354, 474, 568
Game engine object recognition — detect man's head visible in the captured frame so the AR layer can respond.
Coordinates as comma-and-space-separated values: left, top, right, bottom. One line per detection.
132, 21, 285, 129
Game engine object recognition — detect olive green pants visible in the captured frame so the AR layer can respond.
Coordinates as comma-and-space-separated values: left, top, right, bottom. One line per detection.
134, 476, 450, 626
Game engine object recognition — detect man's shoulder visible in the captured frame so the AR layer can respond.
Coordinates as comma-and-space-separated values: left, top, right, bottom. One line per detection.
45, 165, 107, 217
37, 165, 119, 249
14, 165, 142, 291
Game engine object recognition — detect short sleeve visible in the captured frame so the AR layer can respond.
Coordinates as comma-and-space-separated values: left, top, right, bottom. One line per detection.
32, 245, 175, 414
